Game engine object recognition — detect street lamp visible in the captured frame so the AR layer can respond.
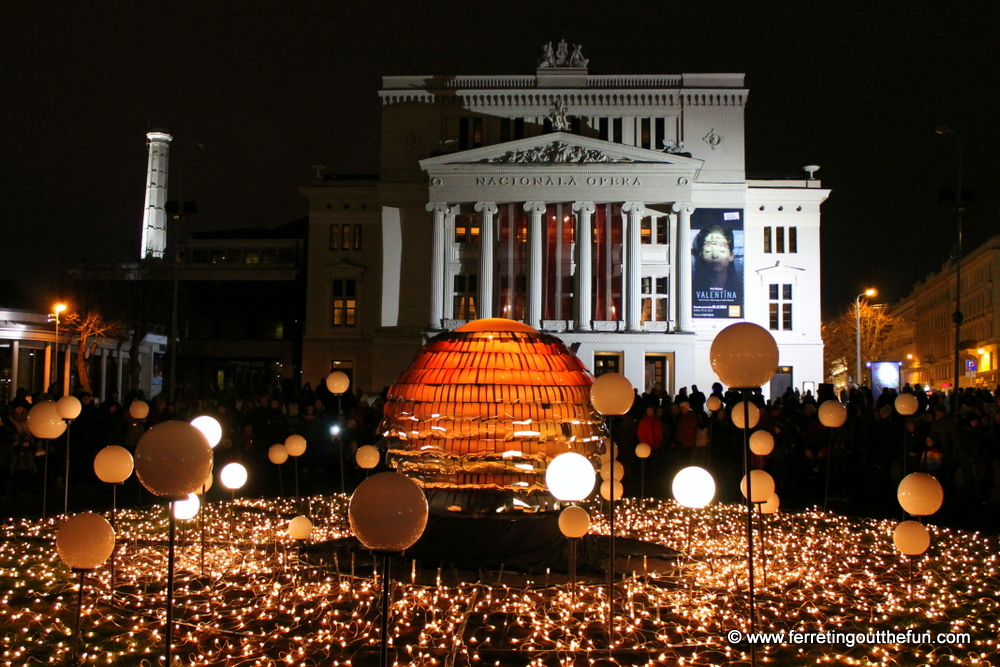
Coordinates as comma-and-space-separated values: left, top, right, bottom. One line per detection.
936, 125, 963, 413
48, 303, 67, 392
856, 289, 876, 388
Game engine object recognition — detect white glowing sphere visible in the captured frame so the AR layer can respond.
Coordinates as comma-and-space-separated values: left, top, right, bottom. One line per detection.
749, 430, 775, 456
220, 462, 248, 490
635, 443, 651, 459
27, 401, 67, 439
93, 445, 134, 484
356, 445, 380, 469
558, 506, 591, 538
173, 493, 201, 520
285, 434, 307, 457
672, 466, 716, 509
589, 373, 634, 416
326, 371, 350, 394
818, 400, 848, 428
893, 520, 930, 555
545, 452, 597, 502
600, 479, 624, 501
288, 515, 313, 541
895, 393, 919, 416
268, 444, 289, 465
56, 513, 115, 571
134, 421, 213, 499
740, 469, 776, 504
599, 459, 625, 481
897, 472, 944, 516
56, 395, 82, 420
709, 322, 779, 388
129, 400, 149, 420
190, 416, 223, 448
349, 472, 429, 552
731, 402, 760, 429
761, 493, 780, 515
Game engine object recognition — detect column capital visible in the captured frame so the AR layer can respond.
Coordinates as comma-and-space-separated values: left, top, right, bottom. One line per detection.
426, 202, 455, 214
572, 201, 596, 214
671, 202, 694, 214
622, 201, 646, 215
523, 201, 546, 214
474, 201, 498, 215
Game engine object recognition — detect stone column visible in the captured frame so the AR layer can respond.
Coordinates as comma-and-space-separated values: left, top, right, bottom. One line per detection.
116, 351, 124, 398
44, 344, 52, 391
668, 212, 679, 329
425, 202, 452, 329
623, 202, 645, 332
99, 348, 109, 403
475, 202, 498, 319
572, 201, 595, 330
63, 346, 72, 396
674, 202, 695, 332
10, 341, 18, 396
524, 202, 546, 328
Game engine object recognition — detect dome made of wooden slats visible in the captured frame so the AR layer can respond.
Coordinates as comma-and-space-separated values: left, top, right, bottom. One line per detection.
383, 318, 608, 495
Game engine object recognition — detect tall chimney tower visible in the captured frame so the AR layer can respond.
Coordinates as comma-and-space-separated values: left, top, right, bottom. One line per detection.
140, 130, 173, 259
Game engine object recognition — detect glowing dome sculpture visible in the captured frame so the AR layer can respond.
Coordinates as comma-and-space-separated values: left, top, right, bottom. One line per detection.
382, 318, 607, 498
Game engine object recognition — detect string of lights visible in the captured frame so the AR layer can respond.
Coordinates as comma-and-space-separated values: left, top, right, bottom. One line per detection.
1, 496, 996, 665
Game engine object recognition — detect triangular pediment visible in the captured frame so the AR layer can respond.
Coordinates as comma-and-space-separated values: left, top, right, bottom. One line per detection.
420, 132, 703, 170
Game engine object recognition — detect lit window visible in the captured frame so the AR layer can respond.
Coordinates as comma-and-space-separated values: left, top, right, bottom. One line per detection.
453, 275, 478, 320
332, 280, 357, 327
640, 276, 670, 323
776, 227, 785, 253
763, 227, 772, 253
454, 215, 481, 244
788, 226, 797, 253
768, 283, 792, 331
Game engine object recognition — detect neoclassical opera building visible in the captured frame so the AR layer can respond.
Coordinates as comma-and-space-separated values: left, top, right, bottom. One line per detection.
301, 44, 829, 398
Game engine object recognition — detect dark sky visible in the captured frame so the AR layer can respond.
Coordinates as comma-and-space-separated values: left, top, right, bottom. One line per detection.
2, 2, 997, 317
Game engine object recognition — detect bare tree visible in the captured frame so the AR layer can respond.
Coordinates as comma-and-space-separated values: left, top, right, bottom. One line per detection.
63, 311, 124, 394
823, 301, 906, 385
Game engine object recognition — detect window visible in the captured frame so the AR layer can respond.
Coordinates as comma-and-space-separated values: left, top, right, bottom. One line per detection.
453, 275, 478, 320
613, 118, 623, 143
640, 118, 651, 149
594, 352, 621, 376
768, 283, 793, 331
330, 224, 362, 251
459, 117, 469, 150
776, 227, 785, 253
763, 227, 772, 253
641, 218, 669, 245
641, 276, 670, 323
472, 118, 483, 148
454, 215, 481, 244
788, 226, 797, 253
655, 118, 665, 148
332, 280, 357, 326
598, 118, 609, 141
501, 117, 510, 143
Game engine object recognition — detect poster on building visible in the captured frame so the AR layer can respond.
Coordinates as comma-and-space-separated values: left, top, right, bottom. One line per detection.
691, 208, 744, 318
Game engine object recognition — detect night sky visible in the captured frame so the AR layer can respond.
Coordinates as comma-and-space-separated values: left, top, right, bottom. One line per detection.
3, 2, 997, 317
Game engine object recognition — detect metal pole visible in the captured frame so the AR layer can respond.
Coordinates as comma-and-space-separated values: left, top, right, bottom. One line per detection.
607, 455, 616, 650
63, 421, 72, 515
72, 568, 86, 661
110, 485, 117, 594
855, 295, 862, 389
742, 390, 757, 667
823, 426, 834, 512
42, 440, 49, 520
200, 484, 206, 577
936, 127, 964, 414
165, 501, 177, 667
379, 552, 392, 667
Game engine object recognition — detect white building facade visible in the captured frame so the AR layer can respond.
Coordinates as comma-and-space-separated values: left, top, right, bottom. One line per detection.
302, 47, 828, 398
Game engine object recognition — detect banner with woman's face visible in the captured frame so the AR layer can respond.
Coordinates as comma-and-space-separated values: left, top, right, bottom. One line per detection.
691, 208, 744, 319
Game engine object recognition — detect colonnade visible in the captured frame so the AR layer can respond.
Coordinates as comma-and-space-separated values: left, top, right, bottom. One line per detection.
426, 200, 694, 333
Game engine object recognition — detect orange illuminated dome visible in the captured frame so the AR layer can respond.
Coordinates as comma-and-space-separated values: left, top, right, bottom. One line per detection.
382, 318, 607, 507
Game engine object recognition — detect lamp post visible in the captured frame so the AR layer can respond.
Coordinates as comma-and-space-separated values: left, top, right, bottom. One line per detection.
936, 125, 963, 413
855, 289, 876, 388
48, 303, 67, 392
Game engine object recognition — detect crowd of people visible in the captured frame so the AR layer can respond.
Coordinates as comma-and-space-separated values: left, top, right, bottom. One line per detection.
611, 383, 1000, 527
2, 378, 998, 529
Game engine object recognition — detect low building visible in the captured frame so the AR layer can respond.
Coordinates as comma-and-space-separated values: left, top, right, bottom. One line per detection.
302, 45, 829, 398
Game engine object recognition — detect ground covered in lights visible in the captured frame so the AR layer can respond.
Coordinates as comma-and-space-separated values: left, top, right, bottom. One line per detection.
1, 496, 997, 666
